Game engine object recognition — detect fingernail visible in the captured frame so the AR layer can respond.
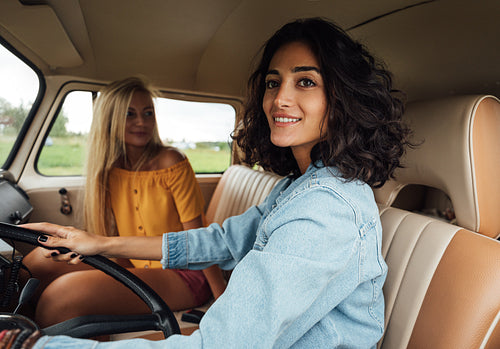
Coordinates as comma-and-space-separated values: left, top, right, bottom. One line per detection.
70, 253, 77, 258
51, 251, 58, 257
38, 235, 48, 242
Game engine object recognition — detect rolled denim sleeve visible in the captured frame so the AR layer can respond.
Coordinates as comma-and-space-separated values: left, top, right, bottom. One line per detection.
161, 203, 266, 270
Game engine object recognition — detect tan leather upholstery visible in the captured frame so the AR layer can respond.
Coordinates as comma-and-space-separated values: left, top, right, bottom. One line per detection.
378, 95, 500, 348
374, 95, 500, 238
408, 230, 500, 348
205, 165, 283, 225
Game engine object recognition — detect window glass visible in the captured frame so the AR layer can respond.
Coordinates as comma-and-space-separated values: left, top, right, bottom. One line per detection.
0, 44, 39, 168
38, 90, 93, 175
155, 98, 235, 173
38, 92, 235, 175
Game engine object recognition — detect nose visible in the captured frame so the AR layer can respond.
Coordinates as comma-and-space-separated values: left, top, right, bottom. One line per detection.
134, 114, 145, 125
273, 82, 294, 108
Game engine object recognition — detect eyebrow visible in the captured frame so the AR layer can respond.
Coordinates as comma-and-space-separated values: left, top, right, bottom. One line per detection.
128, 105, 154, 110
293, 66, 320, 73
266, 66, 320, 76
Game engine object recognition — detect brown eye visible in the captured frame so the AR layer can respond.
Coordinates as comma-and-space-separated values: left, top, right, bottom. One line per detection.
298, 78, 315, 87
265, 80, 279, 89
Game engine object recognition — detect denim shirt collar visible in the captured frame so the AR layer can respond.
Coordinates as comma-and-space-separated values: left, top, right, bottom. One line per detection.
275, 160, 328, 206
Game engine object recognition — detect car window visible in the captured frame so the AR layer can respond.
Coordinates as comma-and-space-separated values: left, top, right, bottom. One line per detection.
0, 43, 40, 168
37, 92, 235, 175
155, 98, 235, 173
37, 90, 93, 176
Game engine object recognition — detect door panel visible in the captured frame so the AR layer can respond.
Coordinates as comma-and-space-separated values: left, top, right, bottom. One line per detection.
22, 178, 85, 229
23, 175, 221, 229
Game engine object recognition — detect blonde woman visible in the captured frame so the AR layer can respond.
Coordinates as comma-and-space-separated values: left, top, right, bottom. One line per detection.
24, 77, 226, 327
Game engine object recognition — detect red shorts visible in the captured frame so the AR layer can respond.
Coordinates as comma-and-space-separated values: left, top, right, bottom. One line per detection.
174, 269, 212, 305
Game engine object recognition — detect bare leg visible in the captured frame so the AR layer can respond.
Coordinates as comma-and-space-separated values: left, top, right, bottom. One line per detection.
35, 268, 198, 328
21, 247, 93, 302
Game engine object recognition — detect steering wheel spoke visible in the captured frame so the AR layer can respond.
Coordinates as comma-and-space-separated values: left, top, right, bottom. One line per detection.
43, 313, 163, 338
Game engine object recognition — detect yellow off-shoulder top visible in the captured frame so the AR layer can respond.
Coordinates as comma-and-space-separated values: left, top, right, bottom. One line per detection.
108, 159, 205, 268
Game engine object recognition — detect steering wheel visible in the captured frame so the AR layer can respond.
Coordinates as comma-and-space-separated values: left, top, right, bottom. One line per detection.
0, 222, 180, 339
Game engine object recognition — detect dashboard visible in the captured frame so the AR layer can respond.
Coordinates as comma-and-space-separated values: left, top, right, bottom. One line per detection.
0, 180, 32, 225
0, 179, 32, 256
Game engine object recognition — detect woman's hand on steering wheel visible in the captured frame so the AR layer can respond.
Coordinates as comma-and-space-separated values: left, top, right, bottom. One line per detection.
22, 222, 106, 264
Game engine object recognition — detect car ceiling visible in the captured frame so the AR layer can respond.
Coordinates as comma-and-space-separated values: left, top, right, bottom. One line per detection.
0, 0, 498, 102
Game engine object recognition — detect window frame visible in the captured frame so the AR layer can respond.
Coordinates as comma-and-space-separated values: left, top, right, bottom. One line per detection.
34, 82, 242, 177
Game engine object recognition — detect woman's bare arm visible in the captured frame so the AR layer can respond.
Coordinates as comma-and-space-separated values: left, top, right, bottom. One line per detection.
23, 222, 162, 262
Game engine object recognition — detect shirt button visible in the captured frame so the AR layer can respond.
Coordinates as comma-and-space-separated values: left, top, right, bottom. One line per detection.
133, 189, 138, 194
135, 206, 139, 211
144, 265, 149, 269
138, 226, 143, 230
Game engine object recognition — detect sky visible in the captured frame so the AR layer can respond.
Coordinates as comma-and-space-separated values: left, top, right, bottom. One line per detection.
0, 44, 39, 107
0, 44, 235, 143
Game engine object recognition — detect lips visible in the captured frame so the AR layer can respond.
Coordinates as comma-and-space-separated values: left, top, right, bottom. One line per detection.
130, 130, 150, 136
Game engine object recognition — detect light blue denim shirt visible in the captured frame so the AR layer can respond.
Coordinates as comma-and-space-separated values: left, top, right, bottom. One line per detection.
34, 163, 387, 349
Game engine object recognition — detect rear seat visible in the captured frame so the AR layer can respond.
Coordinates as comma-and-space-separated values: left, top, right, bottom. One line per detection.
132, 95, 500, 346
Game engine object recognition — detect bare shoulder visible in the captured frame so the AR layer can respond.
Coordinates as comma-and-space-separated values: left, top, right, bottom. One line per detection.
155, 146, 187, 169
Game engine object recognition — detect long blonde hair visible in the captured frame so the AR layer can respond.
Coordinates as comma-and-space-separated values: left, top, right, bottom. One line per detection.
84, 77, 163, 236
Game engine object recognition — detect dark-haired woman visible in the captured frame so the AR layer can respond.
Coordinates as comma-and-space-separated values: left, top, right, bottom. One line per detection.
12, 17, 411, 348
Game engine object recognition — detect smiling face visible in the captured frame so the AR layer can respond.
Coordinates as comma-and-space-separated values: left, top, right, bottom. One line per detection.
124, 90, 156, 150
262, 41, 327, 173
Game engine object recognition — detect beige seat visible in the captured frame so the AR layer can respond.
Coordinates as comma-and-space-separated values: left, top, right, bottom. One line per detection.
205, 165, 283, 226
376, 95, 500, 348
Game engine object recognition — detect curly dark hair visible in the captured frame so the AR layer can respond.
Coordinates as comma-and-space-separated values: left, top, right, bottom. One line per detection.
232, 18, 412, 188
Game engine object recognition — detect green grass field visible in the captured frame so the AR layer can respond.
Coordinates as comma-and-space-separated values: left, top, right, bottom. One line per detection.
1, 135, 230, 175
0, 135, 16, 167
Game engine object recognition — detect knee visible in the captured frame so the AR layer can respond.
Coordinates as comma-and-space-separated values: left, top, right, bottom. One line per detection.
35, 272, 93, 327
23, 248, 61, 280
23, 248, 49, 275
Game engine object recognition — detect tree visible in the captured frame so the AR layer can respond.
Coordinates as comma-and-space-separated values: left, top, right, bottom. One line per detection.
50, 110, 69, 137
0, 97, 28, 134
0, 97, 69, 136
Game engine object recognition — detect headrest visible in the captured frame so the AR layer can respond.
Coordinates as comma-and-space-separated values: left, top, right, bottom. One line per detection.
374, 95, 500, 238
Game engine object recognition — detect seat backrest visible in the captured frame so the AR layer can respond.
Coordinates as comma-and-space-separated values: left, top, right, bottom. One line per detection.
375, 95, 500, 238
205, 165, 283, 225
377, 95, 500, 349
